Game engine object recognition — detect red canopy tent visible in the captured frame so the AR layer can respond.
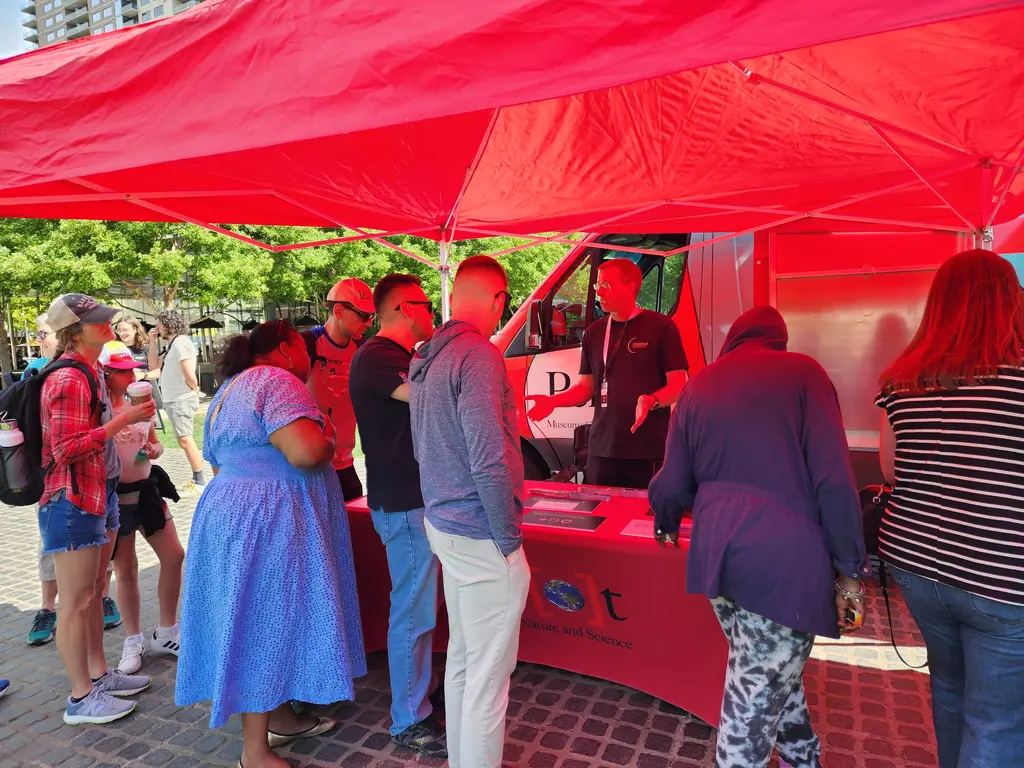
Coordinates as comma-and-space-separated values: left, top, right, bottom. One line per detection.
995, 218, 1024, 253
0, 0, 1022, 275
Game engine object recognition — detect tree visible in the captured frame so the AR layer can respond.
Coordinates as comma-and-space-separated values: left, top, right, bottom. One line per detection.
0, 246, 35, 375
0, 217, 578, 378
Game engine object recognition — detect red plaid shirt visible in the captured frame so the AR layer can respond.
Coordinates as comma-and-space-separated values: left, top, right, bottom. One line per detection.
40, 351, 108, 516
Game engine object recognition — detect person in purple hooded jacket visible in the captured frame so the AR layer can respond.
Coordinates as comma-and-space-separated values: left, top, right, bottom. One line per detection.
649, 306, 869, 768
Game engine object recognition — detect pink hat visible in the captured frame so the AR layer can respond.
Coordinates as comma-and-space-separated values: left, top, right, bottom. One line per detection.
326, 278, 375, 315
100, 341, 145, 370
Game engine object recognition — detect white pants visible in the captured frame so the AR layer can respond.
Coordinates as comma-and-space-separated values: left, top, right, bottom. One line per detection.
424, 520, 530, 768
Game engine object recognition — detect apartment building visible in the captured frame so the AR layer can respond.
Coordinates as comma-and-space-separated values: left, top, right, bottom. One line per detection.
22, 0, 204, 48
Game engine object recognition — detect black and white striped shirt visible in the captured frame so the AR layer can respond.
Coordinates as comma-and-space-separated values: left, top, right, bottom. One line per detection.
876, 367, 1024, 606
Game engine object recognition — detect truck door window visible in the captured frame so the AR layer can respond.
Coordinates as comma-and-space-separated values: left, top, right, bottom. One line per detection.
549, 257, 591, 348
595, 238, 686, 317
636, 261, 663, 312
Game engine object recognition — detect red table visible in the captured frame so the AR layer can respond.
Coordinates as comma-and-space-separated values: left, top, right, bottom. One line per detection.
345, 481, 728, 726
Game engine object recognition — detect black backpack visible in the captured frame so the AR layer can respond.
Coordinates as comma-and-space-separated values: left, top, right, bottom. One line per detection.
0, 359, 101, 506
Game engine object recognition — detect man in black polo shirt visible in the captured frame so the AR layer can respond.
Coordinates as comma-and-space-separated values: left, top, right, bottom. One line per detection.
349, 274, 446, 758
526, 258, 689, 489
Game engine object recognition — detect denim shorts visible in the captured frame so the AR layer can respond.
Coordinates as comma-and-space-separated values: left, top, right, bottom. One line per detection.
38, 479, 120, 555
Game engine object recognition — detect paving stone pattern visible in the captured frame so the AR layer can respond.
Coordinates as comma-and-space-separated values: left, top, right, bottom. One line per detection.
1, 446, 938, 766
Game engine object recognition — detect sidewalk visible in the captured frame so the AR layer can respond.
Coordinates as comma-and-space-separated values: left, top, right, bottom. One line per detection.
0, 449, 937, 767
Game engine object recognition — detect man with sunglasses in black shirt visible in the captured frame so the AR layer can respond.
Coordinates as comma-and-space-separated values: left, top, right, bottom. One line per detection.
302, 278, 375, 501
348, 273, 447, 757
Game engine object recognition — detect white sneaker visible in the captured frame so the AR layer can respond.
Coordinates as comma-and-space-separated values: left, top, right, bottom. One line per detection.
177, 480, 200, 499
118, 635, 146, 674
150, 626, 180, 657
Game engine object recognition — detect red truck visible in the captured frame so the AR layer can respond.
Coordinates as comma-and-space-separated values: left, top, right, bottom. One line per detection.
492, 226, 973, 484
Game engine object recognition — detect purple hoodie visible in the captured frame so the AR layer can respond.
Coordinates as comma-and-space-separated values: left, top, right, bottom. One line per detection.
648, 306, 868, 638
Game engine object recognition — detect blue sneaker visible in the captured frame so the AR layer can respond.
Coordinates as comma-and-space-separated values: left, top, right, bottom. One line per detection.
0, 679, 10, 699
63, 688, 136, 725
102, 597, 122, 630
27, 608, 57, 646
94, 669, 151, 698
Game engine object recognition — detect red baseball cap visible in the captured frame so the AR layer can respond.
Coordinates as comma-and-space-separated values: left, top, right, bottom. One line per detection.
100, 341, 145, 370
326, 278, 375, 315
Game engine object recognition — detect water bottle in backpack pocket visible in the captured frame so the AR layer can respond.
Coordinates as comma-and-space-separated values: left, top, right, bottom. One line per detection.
0, 420, 31, 495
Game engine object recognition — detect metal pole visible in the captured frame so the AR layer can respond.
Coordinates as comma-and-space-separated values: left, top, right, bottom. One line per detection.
439, 239, 452, 322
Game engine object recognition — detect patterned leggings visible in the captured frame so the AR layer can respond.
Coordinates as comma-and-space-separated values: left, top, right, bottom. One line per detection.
711, 597, 821, 768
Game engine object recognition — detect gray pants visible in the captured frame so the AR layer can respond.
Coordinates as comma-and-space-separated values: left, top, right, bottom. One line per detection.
711, 597, 821, 768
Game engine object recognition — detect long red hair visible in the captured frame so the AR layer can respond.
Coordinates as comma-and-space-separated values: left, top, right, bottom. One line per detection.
880, 249, 1024, 394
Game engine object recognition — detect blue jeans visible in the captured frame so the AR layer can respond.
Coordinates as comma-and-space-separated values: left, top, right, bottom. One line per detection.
38, 479, 120, 555
891, 567, 1024, 768
371, 507, 440, 735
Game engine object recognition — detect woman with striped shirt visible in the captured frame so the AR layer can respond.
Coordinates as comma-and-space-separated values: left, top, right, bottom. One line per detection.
877, 249, 1024, 768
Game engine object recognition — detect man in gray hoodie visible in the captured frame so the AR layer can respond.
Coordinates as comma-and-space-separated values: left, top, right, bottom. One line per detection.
409, 255, 529, 768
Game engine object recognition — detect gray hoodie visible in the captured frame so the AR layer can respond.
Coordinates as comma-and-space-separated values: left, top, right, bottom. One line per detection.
409, 320, 524, 555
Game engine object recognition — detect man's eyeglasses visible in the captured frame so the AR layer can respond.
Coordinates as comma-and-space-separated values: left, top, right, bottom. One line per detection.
35, 330, 51, 341
593, 281, 615, 291
395, 300, 434, 315
495, 290, 512, 311
338, 302, 375, 323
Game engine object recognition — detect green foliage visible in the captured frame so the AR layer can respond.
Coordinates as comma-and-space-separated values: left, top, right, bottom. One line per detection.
0, 217, 577, 374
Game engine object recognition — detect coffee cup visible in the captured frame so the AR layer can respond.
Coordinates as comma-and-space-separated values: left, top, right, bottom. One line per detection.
127, 381, 153, 406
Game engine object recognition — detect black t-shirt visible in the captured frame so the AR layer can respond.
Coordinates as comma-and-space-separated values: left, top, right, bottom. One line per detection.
128, 345, 149, 369
579, 310, 688, 460
349, 336, 424, 513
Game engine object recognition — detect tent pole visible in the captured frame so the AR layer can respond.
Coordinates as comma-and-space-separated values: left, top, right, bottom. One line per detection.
440, 239, 452, 322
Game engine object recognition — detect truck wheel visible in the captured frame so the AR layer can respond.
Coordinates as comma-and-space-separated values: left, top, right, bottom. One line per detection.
522, 442, 551, 481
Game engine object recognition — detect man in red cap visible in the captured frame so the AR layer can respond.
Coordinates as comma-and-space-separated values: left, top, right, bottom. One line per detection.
302, 278, 376, 501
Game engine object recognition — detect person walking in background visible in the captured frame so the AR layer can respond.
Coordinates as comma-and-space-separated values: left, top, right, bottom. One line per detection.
649, 306, 868, 768
39, 294, 157, 725
98, 342, 184, 676
302, 278, 375, 502
176, 320, 366, 768
350, 274, 445, 758
876, 249, 1024, 768
409, 256, 529, 768
147, 310, 204, 496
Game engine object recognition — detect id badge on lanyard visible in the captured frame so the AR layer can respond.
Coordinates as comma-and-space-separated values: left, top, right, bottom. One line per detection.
601, 307, 640, 407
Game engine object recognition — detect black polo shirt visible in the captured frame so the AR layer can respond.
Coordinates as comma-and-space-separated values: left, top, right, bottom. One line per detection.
579, 310, 688, 460
349, 336, 424, 513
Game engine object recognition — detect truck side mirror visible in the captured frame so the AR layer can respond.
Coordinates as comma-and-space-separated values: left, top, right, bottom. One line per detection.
527, 300, 543, 351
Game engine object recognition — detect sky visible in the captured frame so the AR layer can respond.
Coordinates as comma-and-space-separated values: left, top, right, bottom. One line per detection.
1, 0, 34, 61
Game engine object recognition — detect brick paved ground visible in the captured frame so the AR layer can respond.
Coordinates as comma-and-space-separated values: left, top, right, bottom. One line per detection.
1, 444, 938, 767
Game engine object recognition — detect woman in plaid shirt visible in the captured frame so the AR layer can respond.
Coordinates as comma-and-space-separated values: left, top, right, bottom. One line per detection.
37, 294, 158, 726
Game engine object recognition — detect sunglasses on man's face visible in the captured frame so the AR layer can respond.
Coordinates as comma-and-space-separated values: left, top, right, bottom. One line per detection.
340, 302, 375, 323
495, 290, 512, 312
395, 300, 434, 316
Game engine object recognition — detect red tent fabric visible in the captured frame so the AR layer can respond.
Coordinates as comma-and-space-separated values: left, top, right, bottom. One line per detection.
996, 219, 1024, 253
0, 0, 1022, 243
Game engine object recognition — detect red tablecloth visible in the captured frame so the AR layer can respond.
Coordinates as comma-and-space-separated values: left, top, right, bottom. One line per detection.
345, 481, 728, 726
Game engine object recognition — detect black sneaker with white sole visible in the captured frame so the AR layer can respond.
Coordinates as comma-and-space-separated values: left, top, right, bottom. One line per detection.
394, 717, 447, 758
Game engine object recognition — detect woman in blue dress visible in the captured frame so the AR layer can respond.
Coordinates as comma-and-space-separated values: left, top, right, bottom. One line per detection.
176, 320, 366, 768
